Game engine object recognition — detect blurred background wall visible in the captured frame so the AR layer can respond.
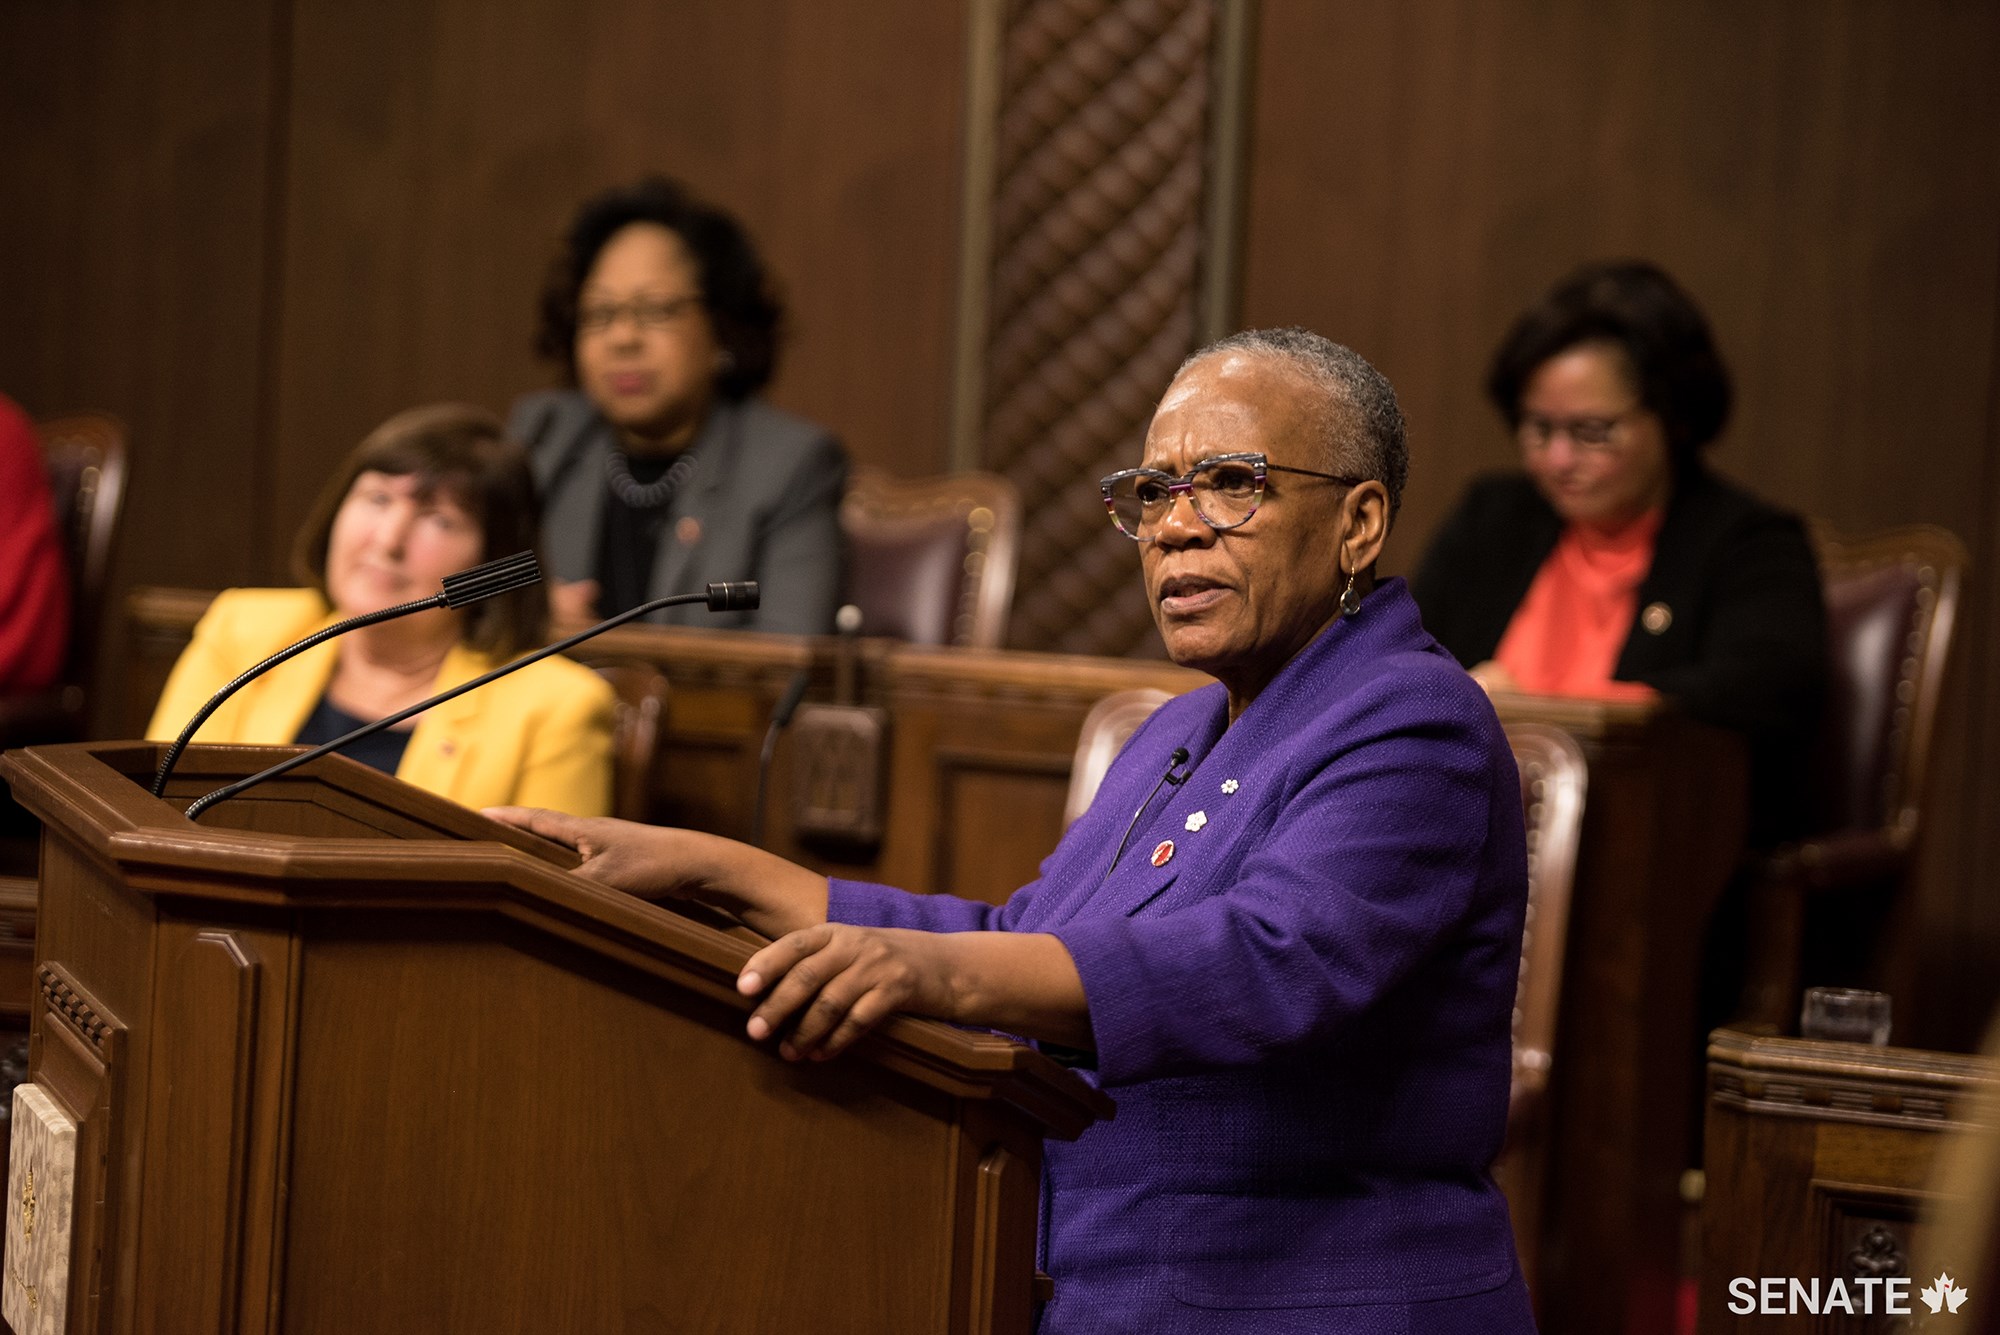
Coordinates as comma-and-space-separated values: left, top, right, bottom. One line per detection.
2, 0, 1996, 1045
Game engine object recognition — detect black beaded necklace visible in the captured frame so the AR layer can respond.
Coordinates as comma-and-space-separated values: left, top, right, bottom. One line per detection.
604, 439, 701, 509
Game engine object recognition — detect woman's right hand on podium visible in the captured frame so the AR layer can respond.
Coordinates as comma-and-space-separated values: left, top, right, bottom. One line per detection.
482, 807, 830, 939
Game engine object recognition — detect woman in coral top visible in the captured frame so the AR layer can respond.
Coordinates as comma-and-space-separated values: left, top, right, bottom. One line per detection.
1411, 260, 1827, 846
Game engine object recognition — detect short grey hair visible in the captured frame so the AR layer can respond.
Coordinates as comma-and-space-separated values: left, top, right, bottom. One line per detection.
1180, 328, 1409, 521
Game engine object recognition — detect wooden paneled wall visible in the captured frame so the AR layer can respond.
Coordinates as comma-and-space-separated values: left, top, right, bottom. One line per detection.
267, 0, 971, 548
4, 0, 1998, 1041
0, 0, 970, 590
0, 0, 288, 588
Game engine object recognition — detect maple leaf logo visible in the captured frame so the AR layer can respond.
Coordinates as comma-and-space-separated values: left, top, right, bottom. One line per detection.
1920, 1273, 1970, 1315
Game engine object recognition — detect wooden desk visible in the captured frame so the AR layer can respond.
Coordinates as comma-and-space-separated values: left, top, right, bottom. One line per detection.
1701, 1027, 1998, 1333
1484, 691, 1749, 1335
119, 590, 1749, 1333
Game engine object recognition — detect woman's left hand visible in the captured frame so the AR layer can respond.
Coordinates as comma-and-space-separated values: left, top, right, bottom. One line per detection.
738, 924, 955, 1061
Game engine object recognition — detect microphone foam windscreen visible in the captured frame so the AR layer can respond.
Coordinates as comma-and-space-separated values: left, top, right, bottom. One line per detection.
441, 551, 542, 607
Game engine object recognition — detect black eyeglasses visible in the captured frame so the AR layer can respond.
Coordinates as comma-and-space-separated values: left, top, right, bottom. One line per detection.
1099, 452, 1367, 541
577, 293, 704, 336
1515, 409, 1644, 453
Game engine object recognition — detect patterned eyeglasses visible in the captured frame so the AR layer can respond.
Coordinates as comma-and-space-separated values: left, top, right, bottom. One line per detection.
1099, 452, 1366, 541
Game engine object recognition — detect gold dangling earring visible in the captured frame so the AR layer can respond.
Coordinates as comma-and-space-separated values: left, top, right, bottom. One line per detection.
1338, 566, 1362, 618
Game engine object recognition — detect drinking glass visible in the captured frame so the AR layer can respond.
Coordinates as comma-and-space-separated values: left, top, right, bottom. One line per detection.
1799, 987, 1892, 1045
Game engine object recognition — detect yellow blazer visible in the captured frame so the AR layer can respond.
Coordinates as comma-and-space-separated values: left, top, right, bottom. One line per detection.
147, 588, 614, 817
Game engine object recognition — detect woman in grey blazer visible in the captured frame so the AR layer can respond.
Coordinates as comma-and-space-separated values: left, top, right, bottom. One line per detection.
509, 177, 846, 636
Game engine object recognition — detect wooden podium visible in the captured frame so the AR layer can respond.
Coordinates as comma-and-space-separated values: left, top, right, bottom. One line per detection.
0, 741, 1108, 1335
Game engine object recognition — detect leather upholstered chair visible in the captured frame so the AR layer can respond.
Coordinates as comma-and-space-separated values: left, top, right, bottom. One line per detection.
590, 662, 671, 823
1062, 687, 1173, 827
1740, 521, 1968, 1027
0, 412, 128, 748
840, 469, 1021, 649
1490, 721, 1588, 1293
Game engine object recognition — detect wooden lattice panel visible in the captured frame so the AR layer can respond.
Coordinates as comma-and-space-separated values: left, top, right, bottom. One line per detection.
978, 0, 1218, 655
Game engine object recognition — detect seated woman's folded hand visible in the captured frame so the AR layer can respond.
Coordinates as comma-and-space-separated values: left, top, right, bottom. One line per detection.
548, 579, 601, 637
1468, 659, 1520, 694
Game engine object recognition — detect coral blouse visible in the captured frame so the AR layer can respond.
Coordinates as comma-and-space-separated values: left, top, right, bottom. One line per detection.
1493, 508, 1664, 701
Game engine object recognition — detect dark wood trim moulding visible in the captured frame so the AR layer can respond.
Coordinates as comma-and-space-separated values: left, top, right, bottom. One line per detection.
1708, 1027, 1998, 1131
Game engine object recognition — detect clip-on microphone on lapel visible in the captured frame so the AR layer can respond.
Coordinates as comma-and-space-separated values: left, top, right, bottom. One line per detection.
1100, 745, 1192, 887
1046, 741, 1196, 1075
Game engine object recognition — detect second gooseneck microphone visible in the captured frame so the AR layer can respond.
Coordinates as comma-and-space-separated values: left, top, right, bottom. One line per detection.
752, 667, 813, 849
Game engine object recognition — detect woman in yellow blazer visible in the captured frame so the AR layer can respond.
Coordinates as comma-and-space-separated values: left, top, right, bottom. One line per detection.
149, 404, 614, 817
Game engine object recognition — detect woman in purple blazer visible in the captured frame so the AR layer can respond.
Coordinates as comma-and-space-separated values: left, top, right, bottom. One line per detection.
495, 330, 1537, 1333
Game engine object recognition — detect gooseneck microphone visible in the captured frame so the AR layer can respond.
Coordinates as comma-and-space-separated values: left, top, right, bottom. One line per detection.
751, 666, 813, 849
150, 551, 543, 797
177, 580, 761, 822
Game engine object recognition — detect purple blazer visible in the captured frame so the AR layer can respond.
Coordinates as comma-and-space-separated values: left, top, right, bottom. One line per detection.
830, 580, 1536, 1333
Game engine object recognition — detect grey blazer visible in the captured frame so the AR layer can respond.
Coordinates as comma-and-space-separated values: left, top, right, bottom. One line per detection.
507, 389, 847, 635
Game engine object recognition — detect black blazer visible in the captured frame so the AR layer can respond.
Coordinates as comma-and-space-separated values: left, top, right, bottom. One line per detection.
1410, 467, 1828, 843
